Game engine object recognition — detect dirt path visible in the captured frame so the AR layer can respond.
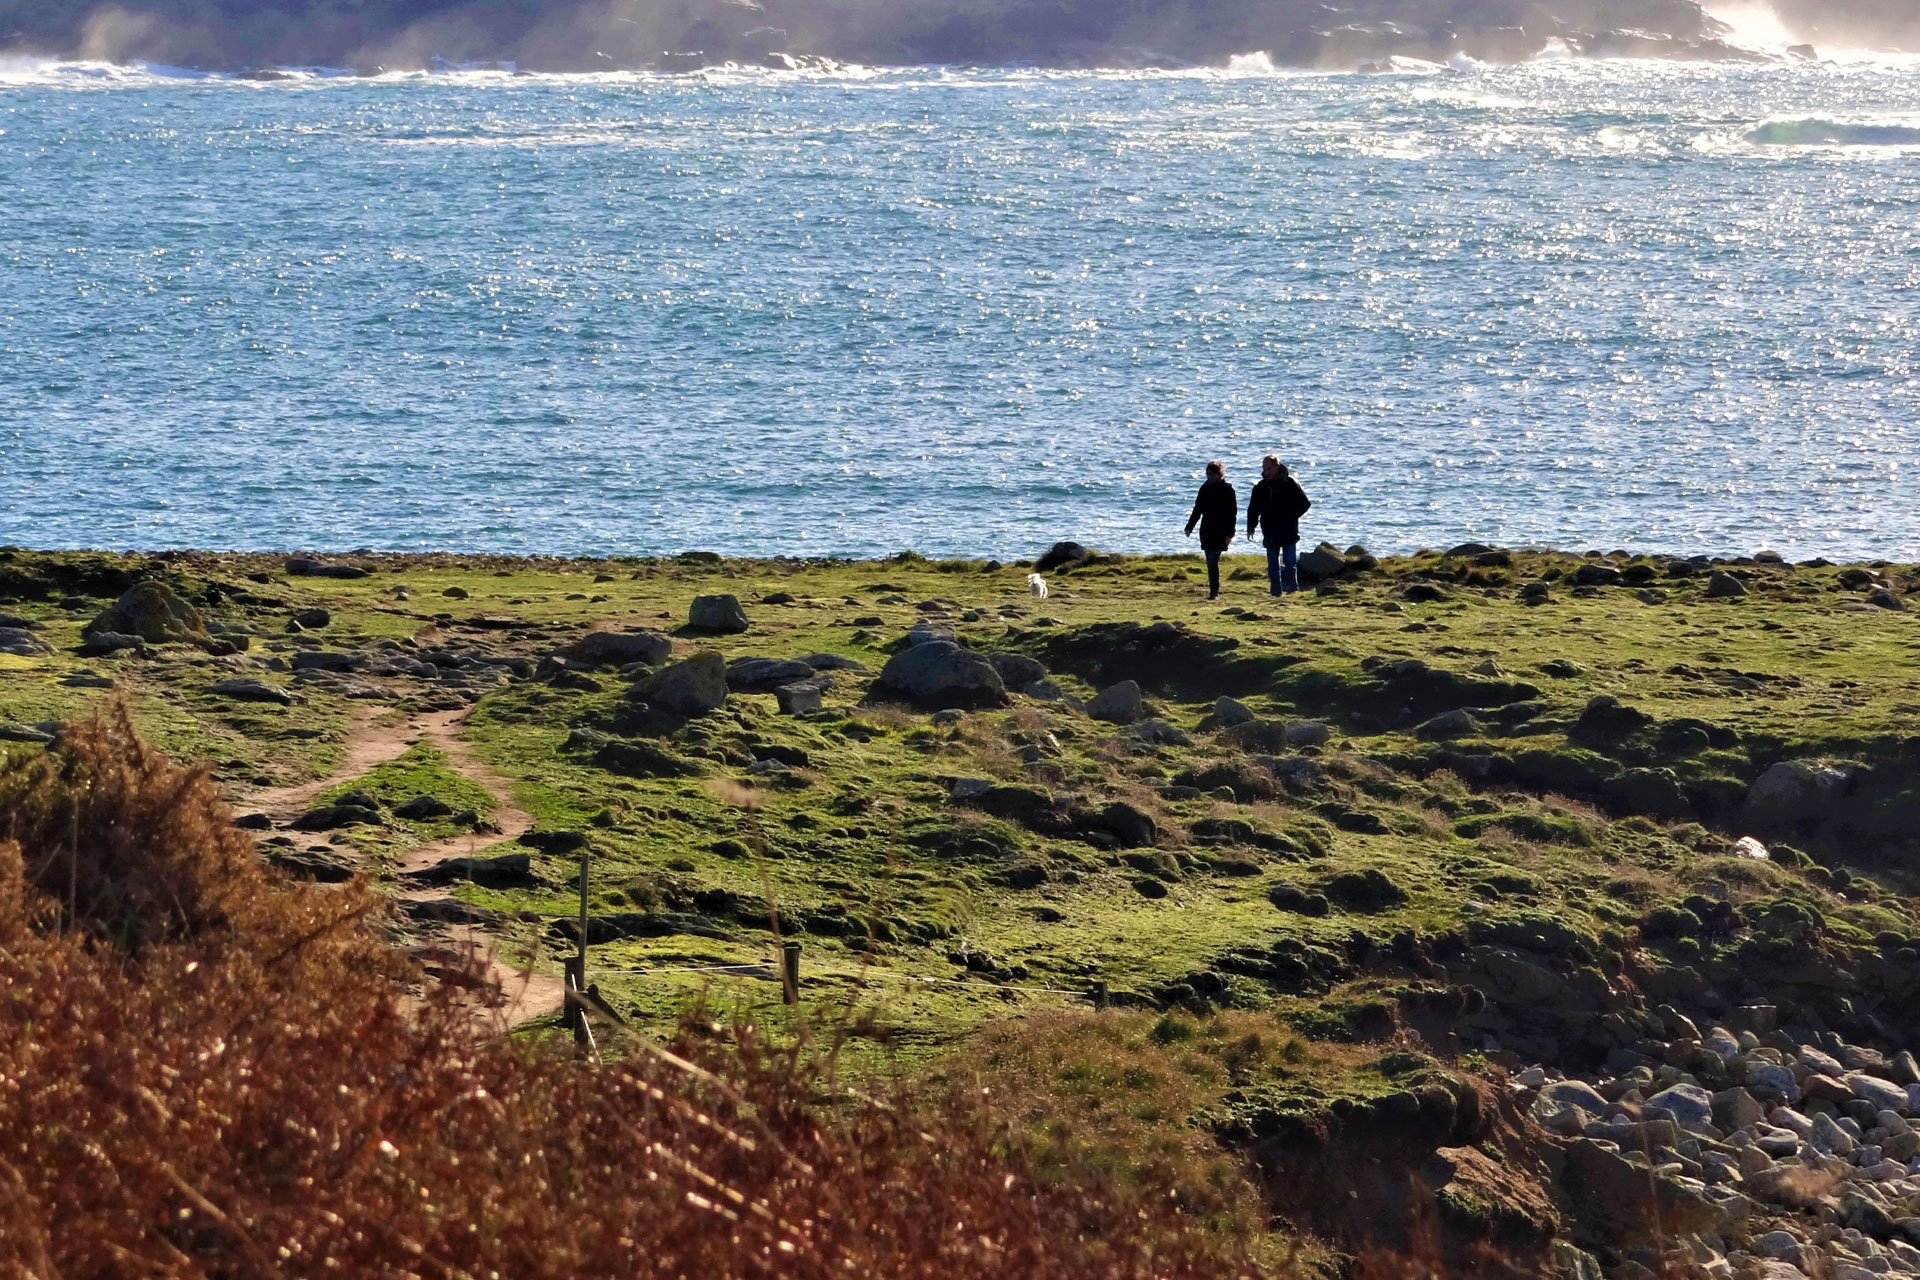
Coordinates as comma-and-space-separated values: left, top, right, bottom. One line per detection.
241, 704, 564, 1030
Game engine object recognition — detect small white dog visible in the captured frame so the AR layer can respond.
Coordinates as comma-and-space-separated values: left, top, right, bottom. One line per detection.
1028, 573, 1049, 600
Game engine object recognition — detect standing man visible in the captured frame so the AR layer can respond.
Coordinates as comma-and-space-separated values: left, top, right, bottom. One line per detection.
1247, 455, 1312, 596
1184, 460, 1238, 599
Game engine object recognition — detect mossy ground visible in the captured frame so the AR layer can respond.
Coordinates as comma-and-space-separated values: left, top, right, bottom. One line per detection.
2, 545, 1916, 1072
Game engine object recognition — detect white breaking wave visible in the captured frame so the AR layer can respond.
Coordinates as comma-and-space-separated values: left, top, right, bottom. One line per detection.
1223, 51, 1278, 75
1747, 116, 1920, 146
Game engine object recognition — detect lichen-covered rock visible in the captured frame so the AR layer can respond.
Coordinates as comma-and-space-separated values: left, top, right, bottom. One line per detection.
869, 640, 1006, 710
567, 629, 671, 666
1744, 760, 1849, 830
635, 651, 729, 716
1087, 679, 1144, 724
687, 595, 749, 634
727, 656, 820, 692
85, 581, 205, 645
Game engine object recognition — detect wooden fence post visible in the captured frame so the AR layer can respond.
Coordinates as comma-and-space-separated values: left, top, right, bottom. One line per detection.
781, 941, 801, 1006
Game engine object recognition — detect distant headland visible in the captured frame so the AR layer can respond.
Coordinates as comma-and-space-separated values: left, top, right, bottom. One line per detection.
2, 0, 1913, 75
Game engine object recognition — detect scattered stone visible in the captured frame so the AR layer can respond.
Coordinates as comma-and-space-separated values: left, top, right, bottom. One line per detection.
209, 678, 293, 705
284, 558, 367, 580
1732, 836, 1770, 859
0, 723, 56, 744
443, 586, 469, 599
1210, 695, 1254, 728
1087, 680, 1145, 725
775, 682, 825, 715
1538, 658, 1583, 678
595, 738, 705, 779
290, 650, 361, 673
687, 594, 750, 634
635, 651, 729, 716
567, 629, 672, 667
1297, 545, 1347, 582
802, 653, 865, 673
292, 608, 331, 629
59, 674, 116, 688
0, 627, 50, 656
76, 629, 146, 657
1868, 588, 1905, 610
265, 845, 356, 882
408, 851, 535, 888
394, 795, 454, 820
869, 641, 1006, 711
1132, 877, 1169, 899
1646, 1083, 1714, 1131
290, 802, 382, 831
1416, 708, 1477, 739
1268, 882, 1330, 917
1706, 572, 1748, 599
727, 656, 819, 693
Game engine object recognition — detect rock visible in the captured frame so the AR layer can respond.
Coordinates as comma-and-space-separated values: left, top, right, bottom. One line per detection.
77, 631, 145, 657
1133, 718, 1190, 747
233, 812, 272, 830
442, 586, 469, 599
635, 652, 729, 716
1087, 680, 1145, 725
0, 627, 50, 656
687, 595, 749, 634
1646, 1083, 1714, 1130
85, 581, 206, 645
1846, 1073, 1908, 1113
290, 803, 382, 831
408, 851, 535, 888
905, 621, 954, 647
986, 651, 1047, 688
1416, 708, 1476, 739
1297, 545, 1346, 582
802, 653, 865, 673
1732, 836, 1770, 859
1563, 1139, 1751, 1241
284, 558, 367, 580
774, 682, 825, 715
0, 723, 56, 744
869, 641, 1006, 711
1083, 801, 1156, 848
1892, 1052, 1920, 1088
290, 650, 361, 673
209, 678, 292, 705
1286, 720, 1331, 747
1867, 588, 1904, 610
1210, 695, 1254, 728
1542, 1079, 1612, 1114
1705, 571, 1747, 598
1745, 760, 1850, 829
1132, 877, 1169, 899
1034, 541, 1094, 572
1812, 1111, 1856, 1155
292, 608, 331, 629
567, 629, 672, 667
1744, 1061, 1802, 1103
265, 845, 356, 882
394, 795, 454, 820
1021, 679, 1073, 704
1711, 1087, 1765, 1131
726, 656, 819, 693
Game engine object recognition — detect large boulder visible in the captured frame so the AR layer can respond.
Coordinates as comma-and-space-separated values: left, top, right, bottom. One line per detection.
634, 651, 729, 716
1087, 680, 1145, 725
869, 641, 1006, 710
85, 581, 206, 645
210, 678, 293, 705
687, 595, 749, 634
567, 629, 671, 667
1744, 760, 1849, 830
1297, 544, 1348, 583
1706, 571, 1748, 599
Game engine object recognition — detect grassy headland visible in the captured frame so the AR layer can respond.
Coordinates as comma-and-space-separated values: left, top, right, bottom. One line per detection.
2, 541, 1918, 1274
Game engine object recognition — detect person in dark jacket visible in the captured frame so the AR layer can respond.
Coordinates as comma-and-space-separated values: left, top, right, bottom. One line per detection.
1184, 460, 1238, 599
1247, 455, 1311, 596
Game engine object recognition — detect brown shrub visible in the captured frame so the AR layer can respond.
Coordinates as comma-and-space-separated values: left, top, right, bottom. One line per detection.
0, 712, 1258, 1280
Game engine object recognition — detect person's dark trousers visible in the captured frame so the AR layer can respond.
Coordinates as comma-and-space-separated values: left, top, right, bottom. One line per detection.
1205, 547, 1223, 598
1267, 542, 1300, 595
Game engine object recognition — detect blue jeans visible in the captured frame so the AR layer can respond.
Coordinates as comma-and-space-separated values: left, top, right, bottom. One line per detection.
1267, 542, 1298, 595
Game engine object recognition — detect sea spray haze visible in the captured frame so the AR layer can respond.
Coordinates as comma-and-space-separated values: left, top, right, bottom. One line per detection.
2, 57, 1919, 558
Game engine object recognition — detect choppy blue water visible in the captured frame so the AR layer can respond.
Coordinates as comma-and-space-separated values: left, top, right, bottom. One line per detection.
3, 55, 1920, 559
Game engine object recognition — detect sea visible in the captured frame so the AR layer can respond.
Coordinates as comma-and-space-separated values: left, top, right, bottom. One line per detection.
2, 47, 1919, 560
